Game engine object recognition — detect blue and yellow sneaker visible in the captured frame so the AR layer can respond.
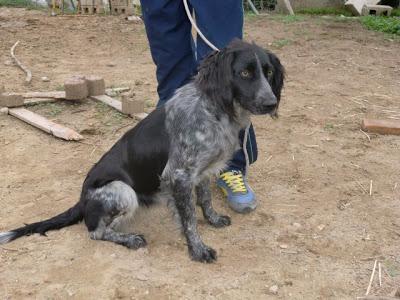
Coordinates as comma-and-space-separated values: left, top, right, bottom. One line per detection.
217, 170, 257, 213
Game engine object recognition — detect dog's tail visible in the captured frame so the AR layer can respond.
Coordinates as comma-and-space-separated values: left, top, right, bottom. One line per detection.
0, 202, 83, 245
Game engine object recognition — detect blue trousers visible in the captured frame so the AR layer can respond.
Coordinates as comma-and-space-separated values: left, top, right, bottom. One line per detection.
140, 0, 258, 172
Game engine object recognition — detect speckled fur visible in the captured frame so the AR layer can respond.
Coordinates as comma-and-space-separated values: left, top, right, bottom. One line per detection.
0, 40, 284, 264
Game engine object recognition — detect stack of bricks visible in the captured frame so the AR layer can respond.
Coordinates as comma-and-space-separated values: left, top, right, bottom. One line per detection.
80, 0, 104, 14
110, 0, 133, 15
64, 75, 105, 100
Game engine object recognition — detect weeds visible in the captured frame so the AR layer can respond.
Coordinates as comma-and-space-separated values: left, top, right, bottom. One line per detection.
296, 7, 352, 16
272, 38, 291, 48
0, 0, 40, 9
392, 8, 400, 17
271, 14, 306, 23
360, 15, 400, 35
324, 123, 335, 131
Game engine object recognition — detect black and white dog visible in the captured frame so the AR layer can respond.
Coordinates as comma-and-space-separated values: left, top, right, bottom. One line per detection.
0, 40, 284, 263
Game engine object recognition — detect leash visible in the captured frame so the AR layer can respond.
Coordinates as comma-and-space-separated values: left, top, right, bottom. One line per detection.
182, 0, 220, 52
182, 0, 251, 176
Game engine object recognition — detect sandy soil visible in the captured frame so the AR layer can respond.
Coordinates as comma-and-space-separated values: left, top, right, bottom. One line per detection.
0, 8, 399, 300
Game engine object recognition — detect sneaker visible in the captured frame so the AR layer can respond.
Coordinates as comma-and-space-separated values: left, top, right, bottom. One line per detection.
217, 170, 257, 213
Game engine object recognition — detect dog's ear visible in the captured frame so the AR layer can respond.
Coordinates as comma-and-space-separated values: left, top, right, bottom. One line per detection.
268, 51, 285, 118
195, 48, 236, 118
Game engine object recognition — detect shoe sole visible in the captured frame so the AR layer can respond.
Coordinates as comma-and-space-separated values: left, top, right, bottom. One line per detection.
218, 186, 257, 214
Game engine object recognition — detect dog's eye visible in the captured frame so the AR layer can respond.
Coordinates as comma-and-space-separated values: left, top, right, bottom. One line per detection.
266, 69, 273, 79
240, 70, 251, 79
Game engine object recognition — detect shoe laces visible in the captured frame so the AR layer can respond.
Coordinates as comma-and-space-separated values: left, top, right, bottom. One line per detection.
220, 170, 247, 194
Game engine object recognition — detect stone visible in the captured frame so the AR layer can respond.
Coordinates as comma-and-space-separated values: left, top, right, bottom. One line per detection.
86, 75, 105, 96
0, 93, 24, 107
64, 77, 89, 100
122, 97, 144, 115
269, 285, 279, 295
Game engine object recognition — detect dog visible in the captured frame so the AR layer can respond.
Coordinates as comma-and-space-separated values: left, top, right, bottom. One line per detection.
0, 40, 284, 263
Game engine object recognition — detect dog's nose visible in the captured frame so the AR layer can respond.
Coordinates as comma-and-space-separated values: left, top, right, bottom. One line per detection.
265, 94, 277, 106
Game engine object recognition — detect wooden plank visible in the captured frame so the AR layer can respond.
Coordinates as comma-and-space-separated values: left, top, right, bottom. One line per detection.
105, 87, 130, 96
24, 98, 58, 105
133, 112, 148, 121
22, 91, 66, 99
8, 108, 83, 141
19, 88, 129, 99
90, 95, 122, 112
361, 118, 400, 135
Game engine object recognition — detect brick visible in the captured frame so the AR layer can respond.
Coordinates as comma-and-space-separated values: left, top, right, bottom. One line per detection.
362, 4, 392, 16
64, 77, 89, 100
122, 97, 144, 115
361, 118, 400, 135
86, 75, 105, 96
0, 93, 24, 107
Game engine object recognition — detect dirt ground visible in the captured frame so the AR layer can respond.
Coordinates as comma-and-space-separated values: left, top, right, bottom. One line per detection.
0, 8, 399, 300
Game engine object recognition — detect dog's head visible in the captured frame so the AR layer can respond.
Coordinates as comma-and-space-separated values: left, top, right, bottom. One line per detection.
195, 39, 285, 118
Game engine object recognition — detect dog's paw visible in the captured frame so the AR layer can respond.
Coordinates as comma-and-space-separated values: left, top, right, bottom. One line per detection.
124, 234, 147, 249
190, 244, 217, 263
208, 215, 231, 228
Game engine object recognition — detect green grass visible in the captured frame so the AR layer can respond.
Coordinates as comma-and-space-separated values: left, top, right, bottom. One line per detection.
360, 15, 400, 35
271, 14, 306, 23
392, 8, 400, 17
324, 123, 335, 131
296, 7, 353, 16
0, 0, 40, 8
272, 38, 291, 48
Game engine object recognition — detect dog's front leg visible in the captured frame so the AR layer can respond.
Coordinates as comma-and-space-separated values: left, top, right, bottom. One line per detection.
196, 179, 231, 228
172, 170, 217, 263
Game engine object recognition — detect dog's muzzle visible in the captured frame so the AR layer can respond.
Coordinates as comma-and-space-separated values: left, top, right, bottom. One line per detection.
254, 77, 278, 115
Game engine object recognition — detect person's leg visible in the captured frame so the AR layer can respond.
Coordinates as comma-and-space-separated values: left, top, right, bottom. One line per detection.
191, 0, 259, 213
228, 124, 258, 174
216, 125, 258, 214
190, 0, 244, 61
140, 0, 197, 106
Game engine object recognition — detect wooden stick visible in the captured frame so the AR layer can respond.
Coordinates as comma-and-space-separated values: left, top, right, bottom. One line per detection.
105, 87, 130, 95
366, 260, 378, 296
370, 180, 373, 196
133, 112, 148, 121
356, 180, 368, 194
22, 91, 66, 99
10, 41, 32, 84
24, 98, 58, 105
357, 297, 399, 300
360, 129, 371, 142
15, 88, 129, 100
283, 0, 294, 15
378, 262, 382, 287
246, 0, 259, 15
90, 95, 122, 112
8, 108, 83, 141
